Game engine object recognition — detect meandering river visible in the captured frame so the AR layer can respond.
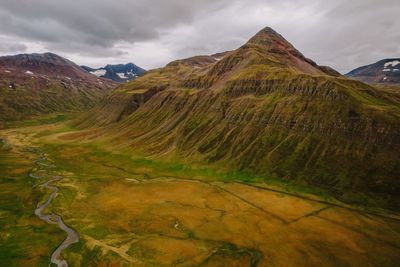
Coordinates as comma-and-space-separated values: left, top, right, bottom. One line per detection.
30, 149, 79, 267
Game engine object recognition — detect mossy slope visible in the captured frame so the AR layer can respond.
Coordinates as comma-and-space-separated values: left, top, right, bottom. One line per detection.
74, 27, 400, 210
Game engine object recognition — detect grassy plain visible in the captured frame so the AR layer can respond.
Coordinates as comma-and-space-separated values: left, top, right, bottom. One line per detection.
0, 131, 64, 266
0, 119, 400, 266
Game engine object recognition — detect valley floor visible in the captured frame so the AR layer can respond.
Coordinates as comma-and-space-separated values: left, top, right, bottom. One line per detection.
0, 120, 400, 266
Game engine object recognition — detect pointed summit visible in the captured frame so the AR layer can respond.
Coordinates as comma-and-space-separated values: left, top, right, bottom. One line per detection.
247, 27, 285, 44
246, 26, 306, 61
224, 26, 339, 76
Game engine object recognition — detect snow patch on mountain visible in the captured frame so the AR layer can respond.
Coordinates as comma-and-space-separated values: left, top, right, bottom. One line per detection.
91, 69, 107, 77
384, 60, 400, 68
82, 63, 146, 83
116, 73, 126, 79
346, 58, 400, 83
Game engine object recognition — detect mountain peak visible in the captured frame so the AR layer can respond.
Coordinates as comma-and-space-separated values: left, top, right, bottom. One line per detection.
246, 26, 302, 57
0, 52, 76, 71
248, 27, 289, 45
233, 26, 339, 76
4, 52, 69, 62
346, 58, 400, 83
81, 62, 146, 83
0, 52, 111, 80
251, 26, 280, 38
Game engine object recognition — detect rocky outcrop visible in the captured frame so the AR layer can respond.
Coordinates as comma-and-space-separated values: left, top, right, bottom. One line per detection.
116, 85, 167, 121
222, 76, 347, 100
182, 77, 216, 89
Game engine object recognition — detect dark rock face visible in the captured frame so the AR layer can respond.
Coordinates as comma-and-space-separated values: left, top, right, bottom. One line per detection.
346, 59, 400, 83
81, 63, 146, 83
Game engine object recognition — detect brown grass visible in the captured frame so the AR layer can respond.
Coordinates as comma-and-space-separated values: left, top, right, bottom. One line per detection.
2, 125, 400, 266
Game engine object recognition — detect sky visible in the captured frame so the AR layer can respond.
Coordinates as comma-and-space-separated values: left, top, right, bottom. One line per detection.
0, 0, 398, 73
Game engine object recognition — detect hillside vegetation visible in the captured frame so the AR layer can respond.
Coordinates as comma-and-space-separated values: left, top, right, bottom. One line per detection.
0, 53, 116, 127
73, 27, 400, 210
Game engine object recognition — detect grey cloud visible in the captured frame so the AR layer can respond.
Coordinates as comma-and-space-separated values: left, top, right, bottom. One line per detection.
0, 0, 398, 72
0, 0, 228, 45
0, 38, 27, 53
301, 0, 400, 72
0, 0, 238, 61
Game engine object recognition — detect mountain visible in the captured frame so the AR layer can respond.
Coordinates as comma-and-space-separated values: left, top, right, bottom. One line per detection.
346, 58, 400, 83
75, 27, 400, 210
0, 52, 116, 127
81, 63, 146, 83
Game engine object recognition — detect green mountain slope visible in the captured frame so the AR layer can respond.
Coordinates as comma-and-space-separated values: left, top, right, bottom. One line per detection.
75, 27, 400, 210
0, 53, 116, 127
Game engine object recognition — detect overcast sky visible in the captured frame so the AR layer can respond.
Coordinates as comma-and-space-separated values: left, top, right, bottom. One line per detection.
0, 0, 398, 73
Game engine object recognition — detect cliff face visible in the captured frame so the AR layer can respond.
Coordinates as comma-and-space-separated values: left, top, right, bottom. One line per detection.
75, 27, 400, 210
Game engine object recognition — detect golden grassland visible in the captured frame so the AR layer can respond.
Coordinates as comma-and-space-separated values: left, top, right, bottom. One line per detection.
0, 120, 399, 266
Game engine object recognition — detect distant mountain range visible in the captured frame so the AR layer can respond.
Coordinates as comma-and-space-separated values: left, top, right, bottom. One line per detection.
0, 52, 116, 126
81, 63, 146, 83
346, 58, 400, 83
75, 27, 400, 210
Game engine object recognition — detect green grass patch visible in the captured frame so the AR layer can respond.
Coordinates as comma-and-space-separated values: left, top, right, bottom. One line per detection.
40, 142, 335, 205
0, 145, 64, 266
4, 112, 79, 129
